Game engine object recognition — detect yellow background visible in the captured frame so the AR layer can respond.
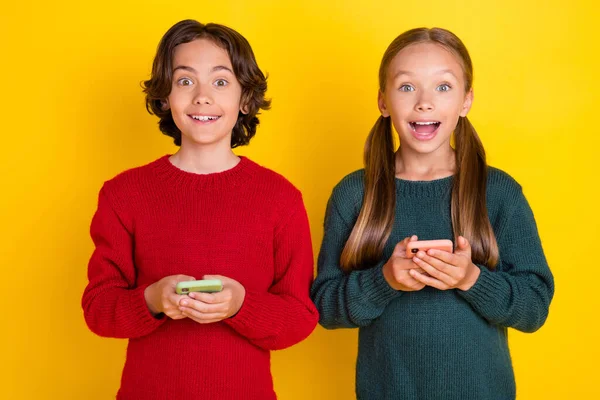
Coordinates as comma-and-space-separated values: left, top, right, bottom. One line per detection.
1, 0, 597, 398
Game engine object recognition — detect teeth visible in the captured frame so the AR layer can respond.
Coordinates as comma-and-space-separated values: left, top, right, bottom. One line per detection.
192, 115, 219, 121
414, 121, 438, 125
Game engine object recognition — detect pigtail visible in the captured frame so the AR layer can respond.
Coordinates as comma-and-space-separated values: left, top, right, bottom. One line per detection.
340, 116, 396, 271
451, 116, 499, 268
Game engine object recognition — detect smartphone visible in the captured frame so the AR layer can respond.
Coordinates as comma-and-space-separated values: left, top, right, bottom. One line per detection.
406, 239, 453, 257
175, 279, 223, 294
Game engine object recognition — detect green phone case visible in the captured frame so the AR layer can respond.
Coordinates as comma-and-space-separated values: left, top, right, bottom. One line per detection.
175, 279, 223, 294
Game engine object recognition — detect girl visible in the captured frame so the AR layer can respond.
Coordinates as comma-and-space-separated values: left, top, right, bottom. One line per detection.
311, 28, 554, 400
82, 20, 318, 400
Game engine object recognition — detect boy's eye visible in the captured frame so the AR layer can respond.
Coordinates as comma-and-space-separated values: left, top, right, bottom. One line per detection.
437, 84, 451, 92
214, 79, 228, 87
399, 84, 415, 92
177, 78, 193, 86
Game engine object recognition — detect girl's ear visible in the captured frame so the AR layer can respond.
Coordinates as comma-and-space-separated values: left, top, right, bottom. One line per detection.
240, 103, 249, 115
378, 90, 390, 117
161, 99, 170, 111
460, 88, 473, 117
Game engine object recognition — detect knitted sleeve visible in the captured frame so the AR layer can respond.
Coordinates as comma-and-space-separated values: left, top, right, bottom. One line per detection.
310, 191, 401, 329
82, 183, 165, 338
458, 185, 555, 333
223, 192, 318, 350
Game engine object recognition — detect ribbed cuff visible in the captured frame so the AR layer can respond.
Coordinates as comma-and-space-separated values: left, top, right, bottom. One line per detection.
360, 263, 402, 308
223, 290, 268, 338
457, 265, 503, 311
124, 284, 166, 331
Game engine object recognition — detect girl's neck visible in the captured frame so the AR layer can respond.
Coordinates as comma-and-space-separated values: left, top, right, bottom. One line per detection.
395, 146, 455, 181
169, 144, 240, 175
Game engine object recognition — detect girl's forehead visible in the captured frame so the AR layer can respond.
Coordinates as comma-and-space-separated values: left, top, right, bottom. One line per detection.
389, 42, 465, 77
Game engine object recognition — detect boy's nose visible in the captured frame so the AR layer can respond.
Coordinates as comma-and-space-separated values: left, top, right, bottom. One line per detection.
193, 86, 213, 105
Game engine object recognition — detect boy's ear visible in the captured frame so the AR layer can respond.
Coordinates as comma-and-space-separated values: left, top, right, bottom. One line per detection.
161, 99, 170, 111
239, 92, 250, 114
460, 88, 473, 117
378, 91, 390, 117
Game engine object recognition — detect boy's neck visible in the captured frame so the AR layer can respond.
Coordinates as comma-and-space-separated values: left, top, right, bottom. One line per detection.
395, 147, 455, 181
169, 145, 240, 175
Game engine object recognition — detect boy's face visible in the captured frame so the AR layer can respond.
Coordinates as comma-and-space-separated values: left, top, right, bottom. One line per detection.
378, 42, 473, 158
166, 38, 243, 149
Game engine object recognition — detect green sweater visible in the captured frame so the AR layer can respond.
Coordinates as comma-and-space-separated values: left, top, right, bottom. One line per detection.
311, 167, 554, 400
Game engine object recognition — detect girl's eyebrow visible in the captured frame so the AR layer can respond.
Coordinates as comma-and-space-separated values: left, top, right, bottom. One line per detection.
172, 65, 234, 74
393, 69, 458, 80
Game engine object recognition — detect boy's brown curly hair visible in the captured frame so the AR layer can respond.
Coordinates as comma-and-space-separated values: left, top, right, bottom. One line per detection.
143, 20, 270, 147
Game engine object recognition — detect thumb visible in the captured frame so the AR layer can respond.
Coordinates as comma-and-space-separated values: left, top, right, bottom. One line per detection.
456, 236, 471, 251
175, 275, 196, 282
203, 274, 227, 282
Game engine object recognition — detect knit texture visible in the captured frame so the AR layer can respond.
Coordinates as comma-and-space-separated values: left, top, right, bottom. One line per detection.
82, 155, 318, 400
311, 167, 554, 400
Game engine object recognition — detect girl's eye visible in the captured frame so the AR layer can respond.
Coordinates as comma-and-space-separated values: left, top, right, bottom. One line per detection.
214, 79, 228, 87
177, 78, 193, 86
437, 84, 451, 92
399, 84, 415, 92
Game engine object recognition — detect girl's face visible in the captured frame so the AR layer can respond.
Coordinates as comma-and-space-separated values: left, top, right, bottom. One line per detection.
378, 42, 473, 157
166, 38, 244, 149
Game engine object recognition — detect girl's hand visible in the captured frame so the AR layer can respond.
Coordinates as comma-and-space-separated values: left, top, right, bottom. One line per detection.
178, 275, 246, 324
409, 236, 480, 291
382, 235, 427, 292
144, 274, 196, 319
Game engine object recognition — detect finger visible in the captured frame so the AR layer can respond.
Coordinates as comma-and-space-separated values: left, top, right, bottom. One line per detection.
412, 257, 454, 285
393, 238, 409, 256
414, 252, 454, 275
165, 309, 186, 319
196, 288, 232, 304
411, 267, 430, 277
167, 294, 187, 307
455, 236, 471, 254
394, 235, 418, 255
175, 275, 196, 282
188, 292, 222, 304
394, 270, 425, 291
180, 307, 226, 322
409, 269, 450, 290
203, 274, 228, 283
203, 274, 234, 292
423, 249, 458, 266
179, 298, 228, 314
402, 235, 418, 244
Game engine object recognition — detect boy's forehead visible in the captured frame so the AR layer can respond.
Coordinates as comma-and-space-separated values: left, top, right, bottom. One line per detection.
172, 38, 233, 69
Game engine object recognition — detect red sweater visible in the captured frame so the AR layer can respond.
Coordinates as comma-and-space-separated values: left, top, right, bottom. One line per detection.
82, 155, 318, 399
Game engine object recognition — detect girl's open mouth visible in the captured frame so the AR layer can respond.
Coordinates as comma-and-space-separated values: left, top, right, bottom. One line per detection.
409, 121, 441, 140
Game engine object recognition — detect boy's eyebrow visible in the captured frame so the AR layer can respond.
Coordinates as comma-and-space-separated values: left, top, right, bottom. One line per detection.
172, 65, 234, 74
173, 65, 196, 73
393, 69, 458, 80
211, 65, 234, 74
